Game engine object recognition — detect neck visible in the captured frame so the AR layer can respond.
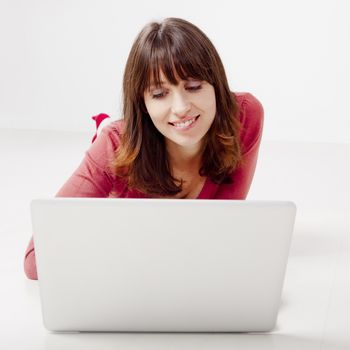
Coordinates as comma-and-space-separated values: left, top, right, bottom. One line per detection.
166, 140, 203, 173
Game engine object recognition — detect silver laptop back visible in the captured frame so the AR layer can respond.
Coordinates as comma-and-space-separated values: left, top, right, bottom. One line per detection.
31, 198, 296, 332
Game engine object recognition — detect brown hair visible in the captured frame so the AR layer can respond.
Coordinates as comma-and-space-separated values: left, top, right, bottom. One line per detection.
111, 17, 243, 197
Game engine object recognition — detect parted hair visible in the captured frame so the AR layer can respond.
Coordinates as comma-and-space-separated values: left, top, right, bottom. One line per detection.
110, 17, 243, 196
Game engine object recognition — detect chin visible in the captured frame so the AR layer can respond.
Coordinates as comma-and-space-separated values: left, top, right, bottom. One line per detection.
170, 137, 204, 148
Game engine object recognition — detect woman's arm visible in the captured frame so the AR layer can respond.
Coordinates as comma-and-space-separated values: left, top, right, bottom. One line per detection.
24, 121, 121, 280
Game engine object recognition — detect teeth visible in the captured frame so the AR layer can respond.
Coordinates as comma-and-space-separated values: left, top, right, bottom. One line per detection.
173, 117, 196, 128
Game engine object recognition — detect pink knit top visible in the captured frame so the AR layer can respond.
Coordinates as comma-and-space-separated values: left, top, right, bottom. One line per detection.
24, 92, 264, 279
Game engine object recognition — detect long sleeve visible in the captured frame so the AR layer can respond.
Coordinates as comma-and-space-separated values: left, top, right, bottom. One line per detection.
55, 122, 120, 198
215, 92, 264, 199
24, 122, 122, 280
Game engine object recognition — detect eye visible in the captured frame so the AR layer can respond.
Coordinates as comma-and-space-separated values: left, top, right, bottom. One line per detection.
187, 85, 202, 91
151, 89, 167, 99
186, 80, 203, 91
152, 92, 166, 99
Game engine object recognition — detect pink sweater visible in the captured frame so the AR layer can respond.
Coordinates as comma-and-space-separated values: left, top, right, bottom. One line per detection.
24, 92, 264, 280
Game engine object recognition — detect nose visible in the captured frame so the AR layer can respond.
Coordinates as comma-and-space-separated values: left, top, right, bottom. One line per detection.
171, 90, 191, 117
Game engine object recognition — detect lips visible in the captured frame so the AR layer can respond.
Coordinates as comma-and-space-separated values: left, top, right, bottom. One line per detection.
168, 115, 200, 126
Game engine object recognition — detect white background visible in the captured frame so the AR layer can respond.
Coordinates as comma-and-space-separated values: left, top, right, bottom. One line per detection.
0, 0, 349, 142
1, 1, 350, 349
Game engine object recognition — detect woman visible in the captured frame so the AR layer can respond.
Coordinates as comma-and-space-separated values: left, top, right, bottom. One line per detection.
24, 17, 264, 280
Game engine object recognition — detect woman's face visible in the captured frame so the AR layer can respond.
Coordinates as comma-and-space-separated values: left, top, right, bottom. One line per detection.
143, 71, 216, 151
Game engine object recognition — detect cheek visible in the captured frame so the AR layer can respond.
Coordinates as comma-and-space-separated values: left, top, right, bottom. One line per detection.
198, 89, 216, 118
144, 100, 169, 128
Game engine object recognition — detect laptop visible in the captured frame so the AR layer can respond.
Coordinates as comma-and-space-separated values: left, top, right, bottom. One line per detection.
30, 198, 297, 332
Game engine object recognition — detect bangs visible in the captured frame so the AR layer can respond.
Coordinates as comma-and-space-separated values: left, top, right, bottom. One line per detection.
141, 33, 214, 92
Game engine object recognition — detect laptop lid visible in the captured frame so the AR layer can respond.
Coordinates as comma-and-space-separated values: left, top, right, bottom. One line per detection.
31, 198, 296, 332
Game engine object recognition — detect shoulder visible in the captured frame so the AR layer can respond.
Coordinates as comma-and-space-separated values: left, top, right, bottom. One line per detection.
232, 92, 264, 154
98, 119, 125, 148
234, 92, 264, 119
102, 118, 124, 135
86, 119, 125, 172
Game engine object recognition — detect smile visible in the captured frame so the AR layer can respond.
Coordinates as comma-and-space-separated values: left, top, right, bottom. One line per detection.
169, 115, 200, 129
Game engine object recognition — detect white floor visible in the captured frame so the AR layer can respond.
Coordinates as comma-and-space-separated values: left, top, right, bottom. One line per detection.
1, 128, 349, 349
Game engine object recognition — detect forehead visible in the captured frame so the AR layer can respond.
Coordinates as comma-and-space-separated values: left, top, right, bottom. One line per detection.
140, 44, 212, 94
144, 65, 205, 93
148, 70, 179, 87
149, 70, 168, 84
146, 67, 183, 89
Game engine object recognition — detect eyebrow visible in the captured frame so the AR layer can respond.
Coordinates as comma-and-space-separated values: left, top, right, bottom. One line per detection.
148, 78, 201, 89
149, 81, 166, 89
